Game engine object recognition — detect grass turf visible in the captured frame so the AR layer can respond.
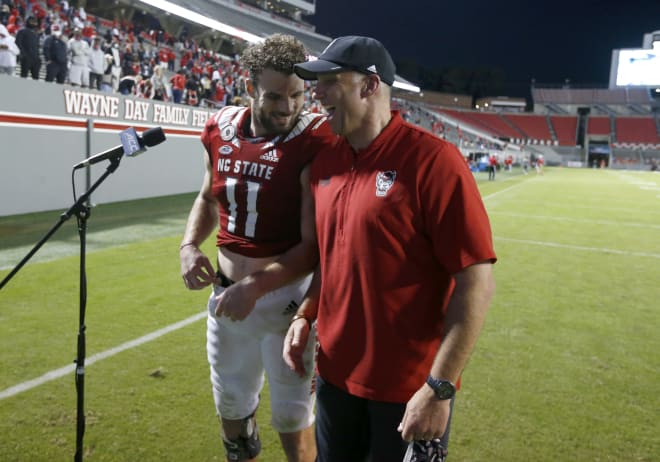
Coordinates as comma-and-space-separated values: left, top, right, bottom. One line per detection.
1, 167, 659, 461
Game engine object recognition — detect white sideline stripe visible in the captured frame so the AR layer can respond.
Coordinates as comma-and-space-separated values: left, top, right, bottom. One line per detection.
0, 311, 207, 400
489, 212, 660, 230
495, 236, 660, 259
483, 181, 528, 201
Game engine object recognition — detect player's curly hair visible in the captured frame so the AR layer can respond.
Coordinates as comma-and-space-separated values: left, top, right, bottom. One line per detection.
241, 34, 307, 88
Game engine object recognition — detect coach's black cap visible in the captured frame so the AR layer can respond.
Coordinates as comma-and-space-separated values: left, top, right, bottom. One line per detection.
294, 35, 396, 86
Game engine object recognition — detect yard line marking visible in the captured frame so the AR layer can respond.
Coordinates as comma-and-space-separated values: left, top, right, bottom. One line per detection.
490, 212, 660, 230
482, 180, 530, 201
488, 199, 660, 216
0, 311, 207, 400
495, 236, 660, 259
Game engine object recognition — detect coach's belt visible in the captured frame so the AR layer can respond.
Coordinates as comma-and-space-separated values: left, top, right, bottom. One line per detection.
215, 270, 235, 288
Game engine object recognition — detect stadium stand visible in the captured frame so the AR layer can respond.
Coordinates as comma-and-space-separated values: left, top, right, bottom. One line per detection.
550, 115, 578, 146
614, 116, 660, 145
504, 114, 553, 142
586, 116, 612, 136
3, 0, 659, 170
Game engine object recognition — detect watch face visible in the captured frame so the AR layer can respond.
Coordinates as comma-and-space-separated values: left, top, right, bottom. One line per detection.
435, 381, 455, 400
427, 376, 455, 400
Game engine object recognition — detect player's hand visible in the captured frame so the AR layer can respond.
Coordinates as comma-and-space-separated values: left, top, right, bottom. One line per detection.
213, 278, 259, 320
283, 318, 310, 377
179, 245, 215, 290
398, 385, 451, 442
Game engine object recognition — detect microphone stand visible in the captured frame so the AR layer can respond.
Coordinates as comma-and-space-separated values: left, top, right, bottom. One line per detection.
0, 157, 122, 462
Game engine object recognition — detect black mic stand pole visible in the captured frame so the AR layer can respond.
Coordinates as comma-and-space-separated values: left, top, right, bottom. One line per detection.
0, 157, 122, 462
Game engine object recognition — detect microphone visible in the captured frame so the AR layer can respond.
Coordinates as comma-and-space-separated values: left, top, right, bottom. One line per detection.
73, 127, 166, 170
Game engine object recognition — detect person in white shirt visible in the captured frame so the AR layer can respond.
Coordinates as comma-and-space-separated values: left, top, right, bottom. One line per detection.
0, 24, 20, 76
68, 28, 90, 87
88, 36, 105, 90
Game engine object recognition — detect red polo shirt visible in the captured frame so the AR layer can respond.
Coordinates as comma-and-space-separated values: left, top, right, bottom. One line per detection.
310, 112, 496, 403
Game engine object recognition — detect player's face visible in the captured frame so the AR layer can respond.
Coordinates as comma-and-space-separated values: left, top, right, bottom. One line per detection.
313, 71, 368, 140
251, 68, 305, 137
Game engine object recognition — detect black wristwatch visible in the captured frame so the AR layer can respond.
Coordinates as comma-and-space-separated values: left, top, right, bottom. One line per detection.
426, 376, 456, 400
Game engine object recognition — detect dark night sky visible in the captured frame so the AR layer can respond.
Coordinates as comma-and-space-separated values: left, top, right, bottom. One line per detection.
308, 0, 660, 97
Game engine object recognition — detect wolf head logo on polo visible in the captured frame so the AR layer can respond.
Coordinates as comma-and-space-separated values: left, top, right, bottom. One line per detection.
375, 170, 396, 197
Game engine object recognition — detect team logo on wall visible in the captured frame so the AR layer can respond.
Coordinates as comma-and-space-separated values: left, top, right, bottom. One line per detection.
219, 145, 233, 155
375, 171, 397, 197
220, 124, 236, 141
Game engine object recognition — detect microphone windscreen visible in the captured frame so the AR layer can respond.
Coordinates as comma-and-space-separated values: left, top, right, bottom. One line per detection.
142, 127, 166, 147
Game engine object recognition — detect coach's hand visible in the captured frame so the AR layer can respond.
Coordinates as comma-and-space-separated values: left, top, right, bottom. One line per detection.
283, 317, 310, 377
180, 244, 215, 290
398, 385, 451, 442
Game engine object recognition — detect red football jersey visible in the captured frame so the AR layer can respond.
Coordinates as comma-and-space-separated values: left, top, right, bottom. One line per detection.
201, 106, 334, 257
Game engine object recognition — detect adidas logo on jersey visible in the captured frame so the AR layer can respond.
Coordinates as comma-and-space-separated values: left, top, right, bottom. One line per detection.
260, 149, 279, 163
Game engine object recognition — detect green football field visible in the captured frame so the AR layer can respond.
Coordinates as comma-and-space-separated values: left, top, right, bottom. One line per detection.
1, 167, 659, 461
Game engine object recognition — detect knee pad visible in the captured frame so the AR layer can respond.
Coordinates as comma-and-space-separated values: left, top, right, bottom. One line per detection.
270, 399, 315, 433
222, 413, 261, 461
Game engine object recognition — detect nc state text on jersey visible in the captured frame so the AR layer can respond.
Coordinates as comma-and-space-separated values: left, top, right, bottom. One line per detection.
217, 158, 274, 180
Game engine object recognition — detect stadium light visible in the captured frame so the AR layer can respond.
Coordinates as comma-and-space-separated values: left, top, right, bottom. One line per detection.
392, 81, 421, 93
137, 0, 263, 43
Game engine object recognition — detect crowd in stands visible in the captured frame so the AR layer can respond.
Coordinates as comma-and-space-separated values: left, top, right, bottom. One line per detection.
3, 1, 658, 170
0, 0, 324, 111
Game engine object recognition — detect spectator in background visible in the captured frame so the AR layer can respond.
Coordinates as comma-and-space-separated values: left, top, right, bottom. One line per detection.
0, 23, 20, 76
81, 19, 95, 43
0, 5, 11, 26
199, 72, 212, 101
504, 155, 513, 172
536, 154, 544, 174
4, 8, 19, 35
15, 15, 41, 79
43, 23, 67, 83
157, 45, 169, 69
150, 63, 169, 101
166, 46, 175, 71
184, 71, 198, 106
68, 27, 90, 87
137, 76, 154, 99
60, 0, 70, 18
100, 53, 114, 92
109, 42, 121, 92
88, 36, 105, 90
488, 154, 498, 180
170, 68, 185, 103
121, 44, 135, 76
118, 73, 140, 95
212, 77, 227, 107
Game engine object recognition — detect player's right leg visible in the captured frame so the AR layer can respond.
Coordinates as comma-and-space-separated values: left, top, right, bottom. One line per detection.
207, 288, 265, 461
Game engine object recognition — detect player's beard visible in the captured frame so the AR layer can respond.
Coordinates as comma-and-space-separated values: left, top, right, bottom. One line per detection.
254, 106, 299, 136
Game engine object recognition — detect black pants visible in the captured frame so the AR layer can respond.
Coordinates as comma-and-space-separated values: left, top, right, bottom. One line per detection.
19, 58, 40, 79
315, 375, 453, 462
89, 72, 102, 90
45, 62, 66, 84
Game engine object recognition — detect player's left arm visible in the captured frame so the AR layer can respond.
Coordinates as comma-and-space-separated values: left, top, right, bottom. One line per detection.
214, 164, 319, 319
